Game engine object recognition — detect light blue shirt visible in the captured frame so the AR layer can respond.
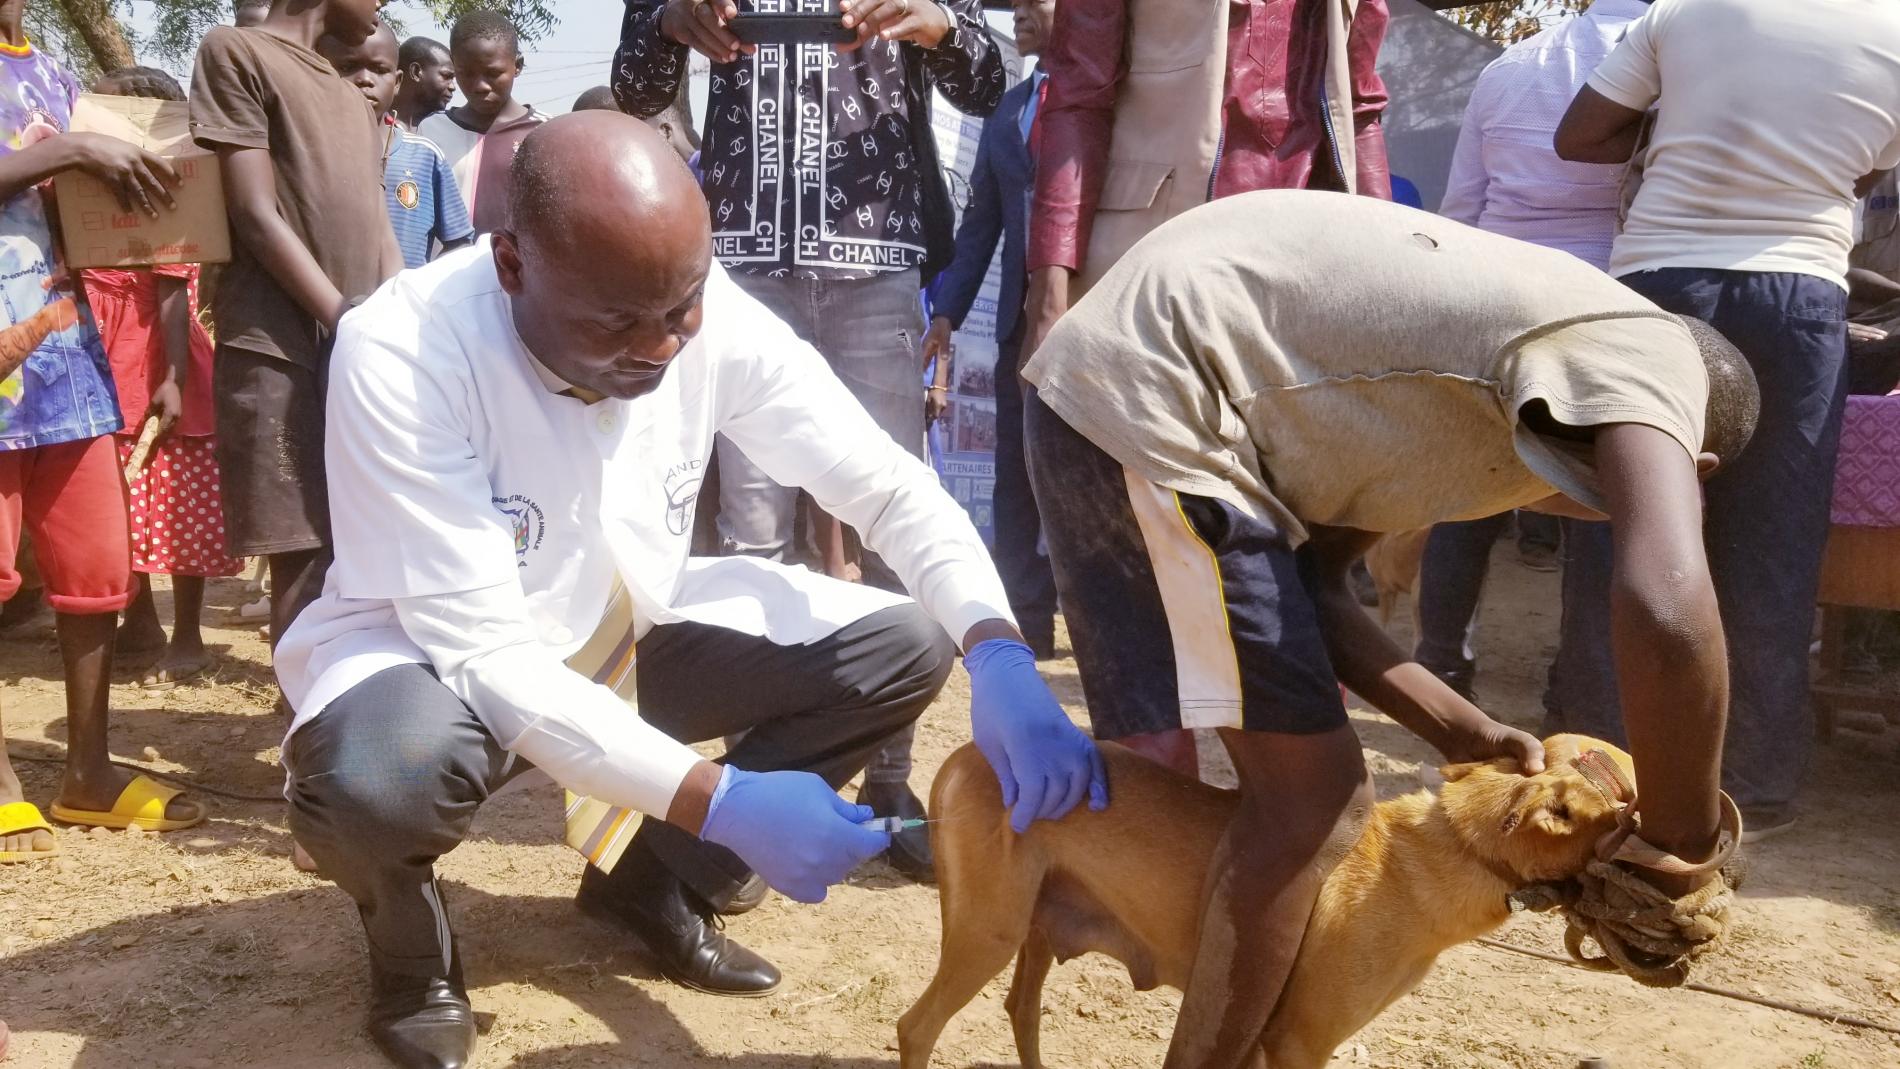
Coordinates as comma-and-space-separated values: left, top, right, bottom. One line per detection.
1018, 69, 1044, 148
1440, 0, 1651, 271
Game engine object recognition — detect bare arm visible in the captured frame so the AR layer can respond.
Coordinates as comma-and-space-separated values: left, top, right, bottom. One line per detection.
1848, 265, 1900, 310
143, 272, 193, 441
217, 144, 349, 330
0, 133, 176, 215
1554, 85, 1646, 165
1305, 525, 1545, 769
1596, 422, 1728, 886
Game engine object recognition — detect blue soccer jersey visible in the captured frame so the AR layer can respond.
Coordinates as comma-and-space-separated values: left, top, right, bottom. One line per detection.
384, 125, 473, 270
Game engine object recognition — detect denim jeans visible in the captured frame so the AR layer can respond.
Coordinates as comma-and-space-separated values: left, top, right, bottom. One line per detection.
1516, 511, 1560, 552
1543, 517, 1619, 743
713, 269, 929, 785
1615, 268, 1848, 816
1414, 512, 1612, 727
1413, 514, 1512, 694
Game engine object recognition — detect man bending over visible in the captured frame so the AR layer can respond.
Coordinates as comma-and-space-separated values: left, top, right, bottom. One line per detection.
1024, 189, 1758, 1069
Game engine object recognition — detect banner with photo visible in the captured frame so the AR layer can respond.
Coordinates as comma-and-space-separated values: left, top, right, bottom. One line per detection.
924, 37, 1023, 546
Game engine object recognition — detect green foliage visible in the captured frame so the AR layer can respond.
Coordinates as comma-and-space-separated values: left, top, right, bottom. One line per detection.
1448, 0, 1589, 45
144, 0, 232, 66
416, 1, 560, 42
26, 1, 563, 86
25, 1, 117, 83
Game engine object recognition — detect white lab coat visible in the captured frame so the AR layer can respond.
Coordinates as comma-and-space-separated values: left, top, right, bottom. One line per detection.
273, 241, 1012, 817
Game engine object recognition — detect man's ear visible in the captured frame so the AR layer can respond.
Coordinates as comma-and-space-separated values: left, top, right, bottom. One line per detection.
492, 230, 525, 293
515, 54, 526, 74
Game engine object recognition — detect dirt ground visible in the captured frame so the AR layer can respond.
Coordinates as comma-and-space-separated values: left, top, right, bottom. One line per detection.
3, 545, 1899, 1069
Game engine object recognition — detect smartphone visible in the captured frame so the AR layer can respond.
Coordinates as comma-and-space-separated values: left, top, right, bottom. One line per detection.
728, 13, 857, 45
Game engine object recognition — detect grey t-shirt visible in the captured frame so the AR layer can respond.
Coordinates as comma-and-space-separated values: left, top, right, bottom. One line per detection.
1023, 190, 1708, 544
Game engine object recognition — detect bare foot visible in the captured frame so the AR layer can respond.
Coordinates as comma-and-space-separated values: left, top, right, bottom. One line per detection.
0, 776, 56, 858
292, 841, 321, 874
140, 648, 212, 690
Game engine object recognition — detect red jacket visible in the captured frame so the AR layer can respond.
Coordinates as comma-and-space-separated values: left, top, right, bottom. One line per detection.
1029, 0, 1392, 274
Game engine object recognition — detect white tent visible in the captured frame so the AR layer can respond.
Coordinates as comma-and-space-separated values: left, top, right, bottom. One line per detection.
1376, 0, 1503, 212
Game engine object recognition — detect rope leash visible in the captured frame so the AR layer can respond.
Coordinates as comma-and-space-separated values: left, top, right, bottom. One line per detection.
1559, 859, 1734, 988
1527, 749, 1745, 989
1475, 937, 1900, 1038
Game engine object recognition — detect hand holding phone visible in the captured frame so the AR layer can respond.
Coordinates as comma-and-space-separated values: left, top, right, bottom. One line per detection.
838, 0, 953, 51
728, 13, 859, 45
660, 0, 753, 63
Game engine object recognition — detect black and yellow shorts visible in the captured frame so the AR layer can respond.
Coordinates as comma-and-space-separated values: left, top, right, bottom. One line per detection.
1024, 390, 1348, 741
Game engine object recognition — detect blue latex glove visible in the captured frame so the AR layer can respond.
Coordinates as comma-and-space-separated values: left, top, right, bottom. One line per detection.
699, 766, 890, 903
967, 638, 1109, 833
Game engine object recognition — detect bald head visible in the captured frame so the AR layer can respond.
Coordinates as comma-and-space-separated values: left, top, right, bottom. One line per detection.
509, 111, 706, 259
496, 112, 714, 401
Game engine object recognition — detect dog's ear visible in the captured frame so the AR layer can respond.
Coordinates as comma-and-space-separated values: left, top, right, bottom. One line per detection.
1442, 754, 1526, 783
1500, 783, 1578, 839
1440, 760, 1490, 783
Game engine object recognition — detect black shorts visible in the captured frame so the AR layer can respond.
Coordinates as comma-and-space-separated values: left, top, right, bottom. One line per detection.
213, 345, 330, 557
1025, 390, 1347, 740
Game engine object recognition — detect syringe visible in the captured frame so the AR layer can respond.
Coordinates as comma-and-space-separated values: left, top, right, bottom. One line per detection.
859, 816, 933, 834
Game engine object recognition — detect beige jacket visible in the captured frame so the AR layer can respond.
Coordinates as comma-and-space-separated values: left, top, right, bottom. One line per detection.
1076, 0, 1366, 291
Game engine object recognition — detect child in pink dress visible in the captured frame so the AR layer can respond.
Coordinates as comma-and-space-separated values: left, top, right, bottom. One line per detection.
89, 67, 242, 688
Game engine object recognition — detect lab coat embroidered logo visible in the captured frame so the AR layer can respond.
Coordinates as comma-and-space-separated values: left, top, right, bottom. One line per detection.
493, 494, 546, 566
663, 459, 703, 536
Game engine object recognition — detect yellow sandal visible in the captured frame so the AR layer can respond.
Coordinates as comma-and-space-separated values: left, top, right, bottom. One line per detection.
0, 800, 60, 862
50, 775, 205, 832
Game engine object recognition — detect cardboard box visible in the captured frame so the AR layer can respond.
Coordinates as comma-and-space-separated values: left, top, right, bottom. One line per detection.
53, 94, 230, 268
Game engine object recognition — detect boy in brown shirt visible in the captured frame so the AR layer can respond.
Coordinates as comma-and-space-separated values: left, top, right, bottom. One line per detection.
189, 0, 399, 643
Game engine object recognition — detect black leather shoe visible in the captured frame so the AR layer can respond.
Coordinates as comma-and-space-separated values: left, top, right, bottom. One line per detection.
577, 859, 781, 997
718, 872, 770, 916
857, 780, 935, 884
367, 954, 475, 1069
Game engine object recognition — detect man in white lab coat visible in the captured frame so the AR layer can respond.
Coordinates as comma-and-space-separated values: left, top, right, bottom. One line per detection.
274, 113, 1104, 1069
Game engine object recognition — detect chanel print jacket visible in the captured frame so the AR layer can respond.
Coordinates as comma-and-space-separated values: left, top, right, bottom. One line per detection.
614, 0, 1004, 281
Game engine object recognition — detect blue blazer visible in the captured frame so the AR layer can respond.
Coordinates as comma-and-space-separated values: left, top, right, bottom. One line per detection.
933, 76, 1036, 345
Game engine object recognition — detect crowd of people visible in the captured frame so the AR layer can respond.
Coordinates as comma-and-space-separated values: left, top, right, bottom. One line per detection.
0, 0, 1896, 1067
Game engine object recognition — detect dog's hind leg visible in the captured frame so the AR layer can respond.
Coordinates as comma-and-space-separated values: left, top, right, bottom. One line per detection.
898, 917, 1031, 1069
898, 858, 1040, 1069
1004, 928, 1055, 1069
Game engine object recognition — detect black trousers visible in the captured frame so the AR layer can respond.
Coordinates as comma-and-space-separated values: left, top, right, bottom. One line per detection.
286, 604, 955, 977
992, 323, 1058, 638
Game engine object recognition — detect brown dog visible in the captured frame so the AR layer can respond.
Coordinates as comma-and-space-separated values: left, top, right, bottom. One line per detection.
899, 734, 1634, 1069
1362, 526, 1433, 627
